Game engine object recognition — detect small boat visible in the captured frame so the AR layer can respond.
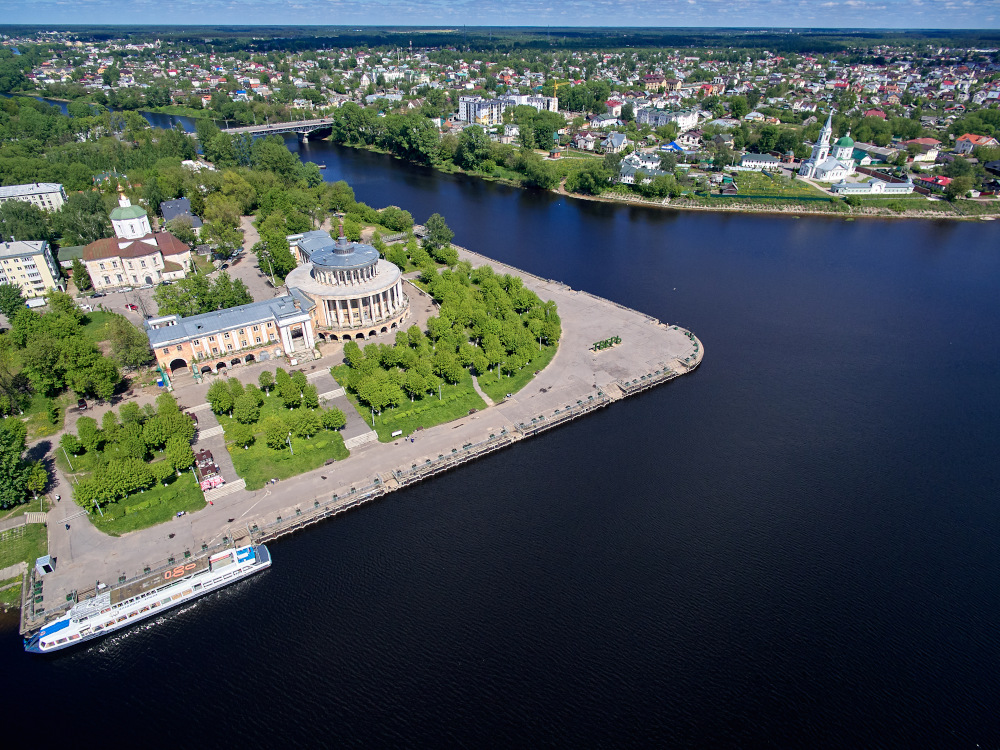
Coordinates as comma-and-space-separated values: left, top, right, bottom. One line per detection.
317, 164, 327, 169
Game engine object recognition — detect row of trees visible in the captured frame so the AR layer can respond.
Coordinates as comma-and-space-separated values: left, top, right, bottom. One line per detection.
207, 369, 346, 450
339, 262, 561, 414
61, 393, 196, 510
0, 419, 47, 509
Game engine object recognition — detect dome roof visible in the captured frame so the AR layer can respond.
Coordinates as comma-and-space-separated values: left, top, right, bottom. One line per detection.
299, 229, 379, 271
835, 134, 855, 148
110, 204, 148, 221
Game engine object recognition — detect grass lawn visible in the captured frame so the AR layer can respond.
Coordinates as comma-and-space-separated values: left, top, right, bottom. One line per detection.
229, 430, 349, 490
81, 310, 116, 342
193, 254, 215, 274
0, 576, 22, 608
90, 472, 206, 537
20, 391, 68, 439
331, 365, 487, 442
477, 344, 559, 403
216, 397, 350, 490
734, 171, 828, 197
0, 523, 47, 571
0, 497, 51, 523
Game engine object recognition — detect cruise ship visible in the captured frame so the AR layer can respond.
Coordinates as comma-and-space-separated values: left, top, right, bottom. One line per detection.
24, 544, 271, 654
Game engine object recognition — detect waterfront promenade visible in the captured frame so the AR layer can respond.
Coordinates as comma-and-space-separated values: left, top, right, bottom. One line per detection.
20, 247, 702, 634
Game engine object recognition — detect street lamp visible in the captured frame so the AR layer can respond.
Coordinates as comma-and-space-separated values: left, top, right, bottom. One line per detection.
287, 431, 294, 455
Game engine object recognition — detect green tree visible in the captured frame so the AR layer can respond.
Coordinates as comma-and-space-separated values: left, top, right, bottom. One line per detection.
75, 416, 101, 453
233, 393, 261, 425
322, 407, 346, 431
151, 460, 176, 486
302, 383, 319, 409
945, 175, 974, 201
258, 370, 274, 395
293, 409, 322, 438
0, 283, 26, 320
262, 415, 288, 449
107, 316, 153, 369
207, 379, 234, 416
424, 213, 454, 251
165, 435, 194, 473
71, 258, 93, 292
0, 200, 50, 243
60, 432, 83, 456
229, 422, 255, 449
0, 420, 29, 508
142, 416, 170, 450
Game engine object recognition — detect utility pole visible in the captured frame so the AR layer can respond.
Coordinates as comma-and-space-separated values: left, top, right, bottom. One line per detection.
287, 432, 293, 455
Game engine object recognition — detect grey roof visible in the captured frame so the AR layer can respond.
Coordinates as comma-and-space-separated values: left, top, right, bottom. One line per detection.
160, 198, 203, 228
0, 240, 47, 259
145, 294, 311, 347
295, 230, 379, 270
0, 183, 63, 199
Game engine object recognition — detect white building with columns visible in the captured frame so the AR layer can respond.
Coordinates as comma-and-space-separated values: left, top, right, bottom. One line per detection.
286, 229, 409, 342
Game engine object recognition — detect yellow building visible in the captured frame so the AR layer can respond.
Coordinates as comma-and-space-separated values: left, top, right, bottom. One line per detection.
0, 240, 65, 300
82, 195, 191, 290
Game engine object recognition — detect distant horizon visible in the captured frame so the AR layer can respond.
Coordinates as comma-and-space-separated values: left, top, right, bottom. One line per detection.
1, 1, 998, 32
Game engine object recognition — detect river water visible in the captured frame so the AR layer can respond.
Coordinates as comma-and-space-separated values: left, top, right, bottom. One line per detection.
4, 123, 1000, 748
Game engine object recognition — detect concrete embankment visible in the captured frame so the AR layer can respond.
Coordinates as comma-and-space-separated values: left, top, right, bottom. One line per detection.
20, 247, 703, 637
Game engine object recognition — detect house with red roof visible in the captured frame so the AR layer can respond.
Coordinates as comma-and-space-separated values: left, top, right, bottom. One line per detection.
863, 109, 886, 119
955, 133, 1000, 155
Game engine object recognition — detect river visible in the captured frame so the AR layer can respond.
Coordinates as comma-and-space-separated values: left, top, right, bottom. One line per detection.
4, 121, 1000, 748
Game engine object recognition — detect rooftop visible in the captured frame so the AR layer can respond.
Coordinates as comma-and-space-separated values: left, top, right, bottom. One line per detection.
0, 240, 48, 259
0, 183, 64, 199
293, 229, 379, 270
145, 293, 313, 347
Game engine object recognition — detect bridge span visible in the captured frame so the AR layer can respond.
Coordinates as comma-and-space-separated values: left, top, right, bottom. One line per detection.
221, 117, 334, 141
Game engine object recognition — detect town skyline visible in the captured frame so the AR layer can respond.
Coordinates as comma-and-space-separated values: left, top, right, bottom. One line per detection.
2, 0, 999, 30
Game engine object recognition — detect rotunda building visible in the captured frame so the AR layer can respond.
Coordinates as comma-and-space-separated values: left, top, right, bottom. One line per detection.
286, 229, 409, 341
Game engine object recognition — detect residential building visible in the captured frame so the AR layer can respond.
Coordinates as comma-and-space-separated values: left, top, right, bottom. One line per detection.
955, 133, 999, 155
0, 182, 68, 212
739, 154, 783, 170
83, 194, 191, 290
831, 177, 915, 195
602, 132, 629, 154
160, 197, 204, 234
457, 95, 504, 126
0, 240, 64, 299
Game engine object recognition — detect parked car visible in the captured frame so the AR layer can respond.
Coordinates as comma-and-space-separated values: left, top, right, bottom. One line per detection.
77, 398, 87, 411
91, 292, 106, 298
138, 283, 153, 289
119, 286, 133, 292
125, 303, 138, 312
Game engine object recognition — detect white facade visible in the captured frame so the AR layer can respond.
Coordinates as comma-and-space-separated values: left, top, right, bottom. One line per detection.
0, 183, 68, 212
799, 111, 856, 182
831, 178, 915, 195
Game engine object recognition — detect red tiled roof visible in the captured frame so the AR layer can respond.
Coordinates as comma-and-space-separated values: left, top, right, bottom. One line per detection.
82, 231, 189, 261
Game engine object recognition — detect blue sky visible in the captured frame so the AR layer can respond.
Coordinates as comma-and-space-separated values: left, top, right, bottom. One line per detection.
1, 0, 997, 29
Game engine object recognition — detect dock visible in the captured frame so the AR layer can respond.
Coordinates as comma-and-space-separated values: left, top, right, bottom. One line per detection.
20, 246, 703, 637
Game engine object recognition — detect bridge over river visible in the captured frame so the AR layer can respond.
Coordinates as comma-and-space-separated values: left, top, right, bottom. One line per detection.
220, 117, 334, 141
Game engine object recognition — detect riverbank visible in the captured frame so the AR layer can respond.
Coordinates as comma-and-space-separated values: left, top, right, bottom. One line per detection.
19, 244, 703, 638
553, 178, 1000, 221
319, 138, 999, 222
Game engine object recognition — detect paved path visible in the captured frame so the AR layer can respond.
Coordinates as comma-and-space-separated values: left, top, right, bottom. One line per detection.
24, 245, 703, 622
